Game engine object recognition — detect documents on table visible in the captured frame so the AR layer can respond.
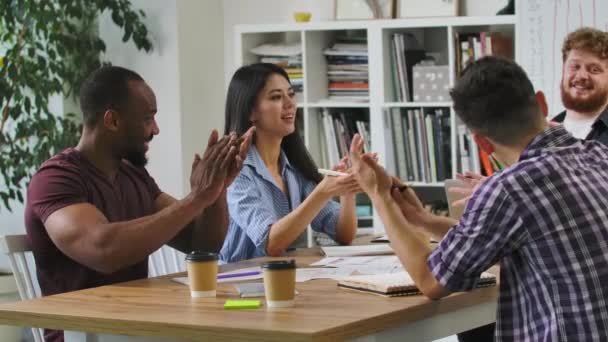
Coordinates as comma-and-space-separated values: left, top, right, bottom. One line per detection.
321, 244, 394, 257
296, 256, 404, 282
310, 256, 403, 274
172, 256, 405, 285
296, 268, 355, 282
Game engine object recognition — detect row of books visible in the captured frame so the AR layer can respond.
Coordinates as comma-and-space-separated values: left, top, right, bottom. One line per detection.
259, 55, 303, 99
456, 123, 505, 177
389, 33, 427, 102
386, 107, 451, 183
323, 40, 369, 102
251, 43, 304, 100
319, 108, 370, 167
455, 31, 513, 76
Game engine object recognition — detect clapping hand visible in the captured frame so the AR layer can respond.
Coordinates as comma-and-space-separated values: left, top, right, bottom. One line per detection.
190, 130, 241, 205
224, 127, 255, 188
349, 134, 392, 198
318, 157, 361, 197
449, 171, 486, 208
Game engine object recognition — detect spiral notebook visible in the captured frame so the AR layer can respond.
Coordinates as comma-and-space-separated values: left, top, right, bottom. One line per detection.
338, 271, 496, 297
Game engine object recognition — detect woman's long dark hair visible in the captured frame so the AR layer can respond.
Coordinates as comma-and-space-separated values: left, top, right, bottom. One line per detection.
224, 63, 322, 183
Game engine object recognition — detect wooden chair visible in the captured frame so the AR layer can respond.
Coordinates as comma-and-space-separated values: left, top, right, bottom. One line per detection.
0, 234, 44, 342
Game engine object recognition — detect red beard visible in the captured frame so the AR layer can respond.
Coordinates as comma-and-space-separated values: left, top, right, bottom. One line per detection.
561, 79, 608, 113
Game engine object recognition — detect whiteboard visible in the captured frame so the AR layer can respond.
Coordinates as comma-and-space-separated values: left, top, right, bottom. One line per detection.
518, 0, 608, 117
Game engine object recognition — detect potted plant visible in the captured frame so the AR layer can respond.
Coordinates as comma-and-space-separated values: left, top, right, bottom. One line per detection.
0, 0, 153, 212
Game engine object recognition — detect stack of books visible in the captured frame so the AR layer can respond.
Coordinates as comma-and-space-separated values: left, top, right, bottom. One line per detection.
323, 40, 369, 102
250, 42, 304, 101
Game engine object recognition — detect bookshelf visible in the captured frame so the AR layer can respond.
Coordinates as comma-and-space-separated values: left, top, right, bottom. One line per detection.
235, 15, 517, 234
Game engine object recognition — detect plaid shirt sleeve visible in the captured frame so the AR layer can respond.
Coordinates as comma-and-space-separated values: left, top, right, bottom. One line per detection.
427, 179, 528, 291
227, 171, 279, 250
302, 179, 340, 240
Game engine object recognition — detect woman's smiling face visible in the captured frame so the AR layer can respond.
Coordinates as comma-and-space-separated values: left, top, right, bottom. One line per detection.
250, 73, 297, 138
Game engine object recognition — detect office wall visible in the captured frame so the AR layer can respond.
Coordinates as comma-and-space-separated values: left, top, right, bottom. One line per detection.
100, 0, 184, 197
176, 0, 225, 192
100, 0, 224, 197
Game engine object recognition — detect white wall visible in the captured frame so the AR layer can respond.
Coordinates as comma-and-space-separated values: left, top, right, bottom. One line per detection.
100, 0, 225, 197
100, 0, 184, 197
176, 0, 225, 191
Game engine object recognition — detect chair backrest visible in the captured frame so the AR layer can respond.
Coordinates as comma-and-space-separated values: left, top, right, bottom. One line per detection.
0, 234, 45, 342
148, 245, 186, 277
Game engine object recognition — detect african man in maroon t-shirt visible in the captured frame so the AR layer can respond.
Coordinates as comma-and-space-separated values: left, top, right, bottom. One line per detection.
24, 66, 253, 342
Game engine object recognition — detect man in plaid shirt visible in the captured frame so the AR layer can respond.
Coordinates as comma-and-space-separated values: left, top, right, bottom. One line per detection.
351, 56, 608, 341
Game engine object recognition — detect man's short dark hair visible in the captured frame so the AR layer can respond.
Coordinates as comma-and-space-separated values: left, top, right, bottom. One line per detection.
79, 66, 144, 127
450, 57, 544, 145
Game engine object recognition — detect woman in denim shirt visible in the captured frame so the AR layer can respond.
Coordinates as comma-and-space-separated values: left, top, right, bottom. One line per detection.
220, 63, 359, 262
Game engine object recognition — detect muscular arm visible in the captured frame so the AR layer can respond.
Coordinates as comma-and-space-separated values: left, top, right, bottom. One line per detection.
44, 193, 208, 274
162, 191, 229, 253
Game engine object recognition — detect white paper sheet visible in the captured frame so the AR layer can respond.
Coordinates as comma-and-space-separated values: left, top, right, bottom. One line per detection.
321, 244, 394, 257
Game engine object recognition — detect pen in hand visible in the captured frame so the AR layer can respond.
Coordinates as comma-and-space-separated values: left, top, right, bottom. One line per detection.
318, 168, 349, 177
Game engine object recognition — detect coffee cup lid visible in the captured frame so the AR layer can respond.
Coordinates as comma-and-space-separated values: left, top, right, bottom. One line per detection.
262, 259, 296, 270
185, 251, 219, 262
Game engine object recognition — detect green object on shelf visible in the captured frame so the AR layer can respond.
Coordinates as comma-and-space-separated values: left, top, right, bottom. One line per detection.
224, 299, 262, 310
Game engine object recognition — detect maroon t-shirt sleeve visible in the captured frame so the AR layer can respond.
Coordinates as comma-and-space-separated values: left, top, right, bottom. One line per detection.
140, 167, 162, 201
28, 163, 87, 223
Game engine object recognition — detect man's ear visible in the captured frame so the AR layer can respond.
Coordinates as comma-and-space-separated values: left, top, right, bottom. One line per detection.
102, 110, 120, 132
473, 133, 494, 155
535, 91, 548, 118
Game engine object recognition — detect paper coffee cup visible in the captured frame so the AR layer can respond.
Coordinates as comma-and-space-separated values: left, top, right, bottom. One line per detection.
262, 260, 296, 308
186, 251, 219, 298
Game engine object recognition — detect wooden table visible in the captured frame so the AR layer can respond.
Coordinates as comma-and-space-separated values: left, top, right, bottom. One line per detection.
0, 253, 498, 342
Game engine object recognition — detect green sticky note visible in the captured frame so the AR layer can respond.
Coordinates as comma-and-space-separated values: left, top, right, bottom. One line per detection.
224, 299, 261, 310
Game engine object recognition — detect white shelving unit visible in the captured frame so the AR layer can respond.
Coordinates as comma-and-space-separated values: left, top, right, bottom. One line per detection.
235, 16, 517, 233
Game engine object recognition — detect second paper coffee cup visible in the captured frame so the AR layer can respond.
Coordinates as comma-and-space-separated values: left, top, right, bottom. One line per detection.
186, 251, 219, 298
262, 259, 296, 308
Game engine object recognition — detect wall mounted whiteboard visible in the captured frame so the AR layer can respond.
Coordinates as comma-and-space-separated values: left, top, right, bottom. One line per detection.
518, 0, 608, 117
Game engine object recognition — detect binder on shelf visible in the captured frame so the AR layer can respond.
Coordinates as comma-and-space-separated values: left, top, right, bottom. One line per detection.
390, 108, 409, 181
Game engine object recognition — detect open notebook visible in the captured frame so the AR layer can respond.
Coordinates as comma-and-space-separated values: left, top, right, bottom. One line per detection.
338, 271, 496, 297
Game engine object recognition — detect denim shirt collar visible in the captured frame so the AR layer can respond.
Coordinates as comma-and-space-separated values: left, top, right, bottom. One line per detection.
244, 145, 294, 185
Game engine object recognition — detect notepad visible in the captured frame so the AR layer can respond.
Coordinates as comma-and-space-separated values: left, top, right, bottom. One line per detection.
338, 271, 496, 297
321, 244, 394, 257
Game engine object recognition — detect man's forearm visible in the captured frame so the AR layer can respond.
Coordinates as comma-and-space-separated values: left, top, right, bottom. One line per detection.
336, 195, 357, 245
372, 193, 450, 299
424, 215, 459, 240
92, 194, 207, 273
